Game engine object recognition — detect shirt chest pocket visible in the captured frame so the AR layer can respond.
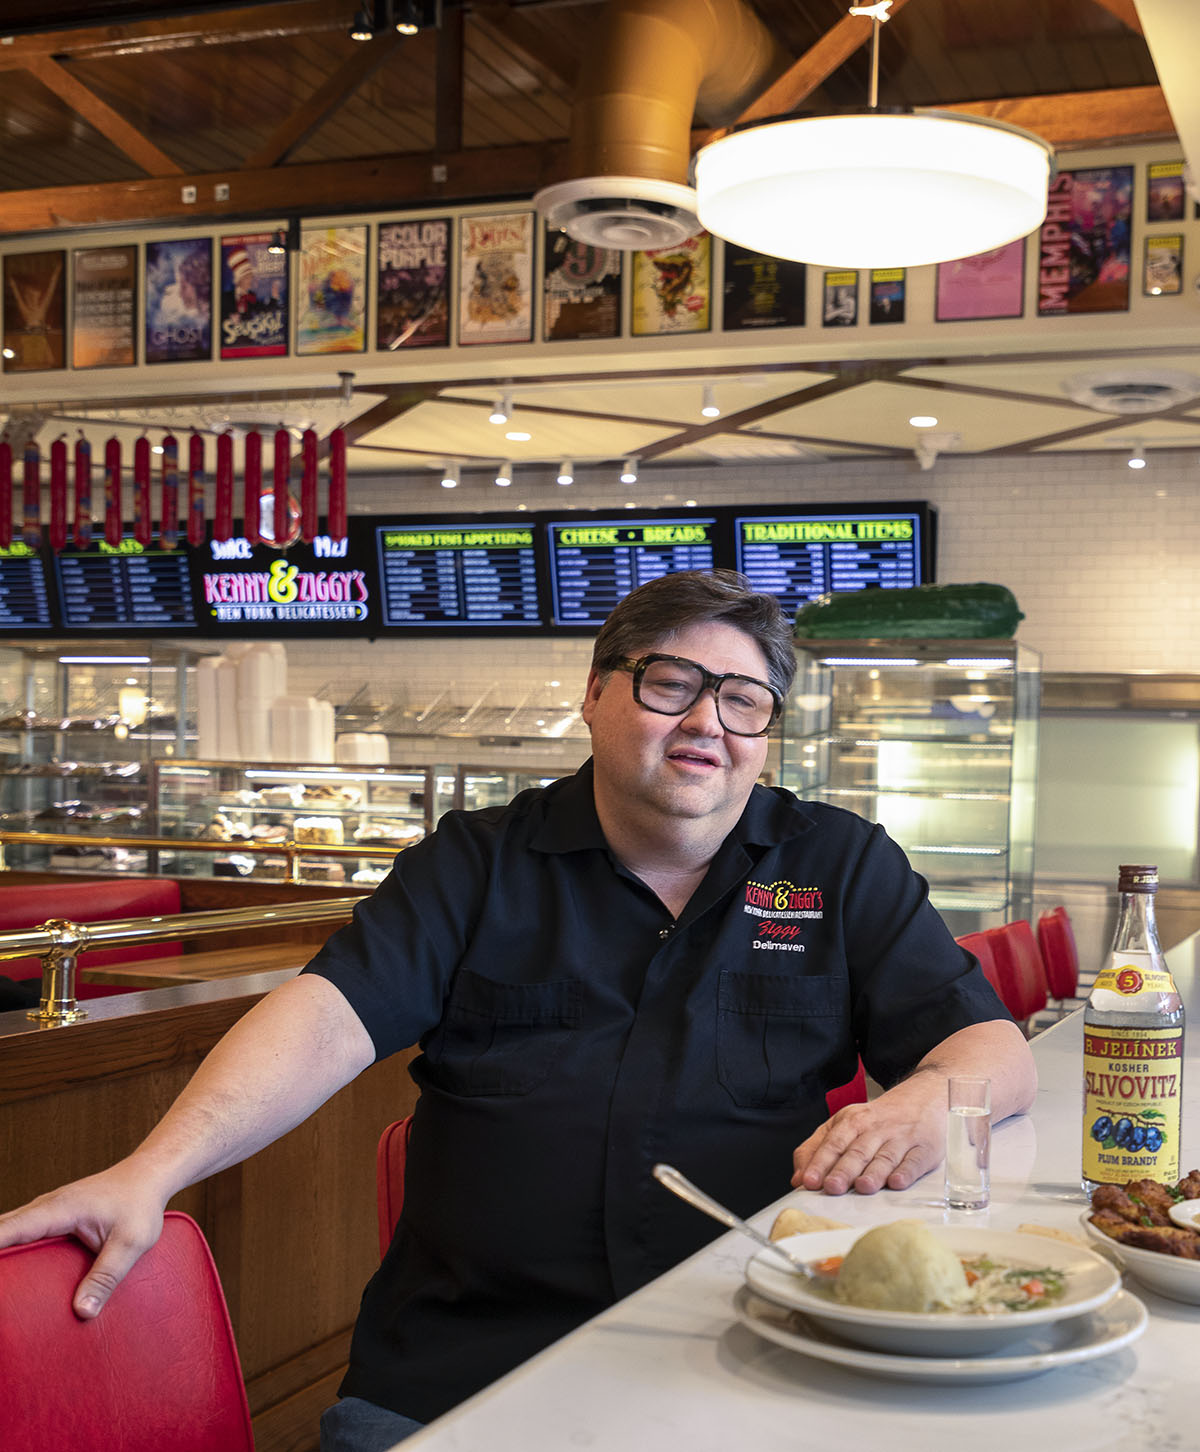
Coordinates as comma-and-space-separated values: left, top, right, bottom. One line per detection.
427, 970, 583, 1096
717, 971, 850, 1109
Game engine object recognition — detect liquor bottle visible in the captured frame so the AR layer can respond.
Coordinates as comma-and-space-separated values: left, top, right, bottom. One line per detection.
1082, 865, 1184, 1192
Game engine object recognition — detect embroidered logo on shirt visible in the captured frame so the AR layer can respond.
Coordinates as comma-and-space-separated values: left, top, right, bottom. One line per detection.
743, 879, 824, 920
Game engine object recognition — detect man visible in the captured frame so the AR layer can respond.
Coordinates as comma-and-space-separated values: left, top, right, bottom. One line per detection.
0, 571, 1035, 1451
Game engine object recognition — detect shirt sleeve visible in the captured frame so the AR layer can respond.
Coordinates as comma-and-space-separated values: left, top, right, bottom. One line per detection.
840, 818, 1012, 1088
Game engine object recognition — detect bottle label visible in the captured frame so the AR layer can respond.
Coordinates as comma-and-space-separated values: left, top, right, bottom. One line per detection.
1083, 1025, 1183, 1184
1093, 952, 1176, 1000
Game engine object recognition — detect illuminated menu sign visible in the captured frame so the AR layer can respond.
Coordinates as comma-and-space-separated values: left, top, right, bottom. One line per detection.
734, 511, 925, 613
547, 516, 717, 627
196, 535, 370, 630
0, 543, 52, 629
376, 522, 540, 627
53, 539, 196, 630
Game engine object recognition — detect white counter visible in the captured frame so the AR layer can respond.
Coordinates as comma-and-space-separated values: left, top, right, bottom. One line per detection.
402, 934, 1200, 1452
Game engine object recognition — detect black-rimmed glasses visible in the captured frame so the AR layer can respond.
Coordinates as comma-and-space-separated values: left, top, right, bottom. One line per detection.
616, 654, 781, 737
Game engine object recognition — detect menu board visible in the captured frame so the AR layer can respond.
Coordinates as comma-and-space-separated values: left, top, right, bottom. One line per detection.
547, 515, 718, 627
733, 508, 930, 615
52, 540, 196, 631
192, 532, 373, 635
375, 520, 540, 628
0, 544, 53, 630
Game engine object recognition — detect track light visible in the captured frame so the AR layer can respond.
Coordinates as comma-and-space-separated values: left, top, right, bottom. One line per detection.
620, 457, 638, 484
440, 461, 459, 489
1128, 445, 1147, 470
494, 461, 513, 487
349, 6, 374, 39
701, 385, 720, 419
339, 371, 355, 405
489, 391, 511, 425
557, 460, 574, 485
394, 0, 420, 33
267, 228, 287, 255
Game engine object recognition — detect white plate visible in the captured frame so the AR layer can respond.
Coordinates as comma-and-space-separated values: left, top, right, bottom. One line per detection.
732, 1285, 1148, 1385
745, 1225, 1122, 1355
1079, 1211, 1200, 1304
1168, 1200, 1200, 1232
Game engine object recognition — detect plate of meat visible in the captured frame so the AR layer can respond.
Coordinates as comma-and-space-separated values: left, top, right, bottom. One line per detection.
1080, 1170, 1200, 1304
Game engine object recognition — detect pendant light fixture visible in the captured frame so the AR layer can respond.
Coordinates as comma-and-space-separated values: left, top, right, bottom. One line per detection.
693, 1, 1054, 270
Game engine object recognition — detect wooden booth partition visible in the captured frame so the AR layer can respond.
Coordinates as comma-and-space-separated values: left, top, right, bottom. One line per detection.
0, 972, 419, 1452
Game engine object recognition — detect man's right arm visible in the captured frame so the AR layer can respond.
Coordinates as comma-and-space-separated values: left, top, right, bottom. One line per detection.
0, 971, 374, 1317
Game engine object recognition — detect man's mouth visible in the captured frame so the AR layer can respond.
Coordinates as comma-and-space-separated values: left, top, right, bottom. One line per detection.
666, 748, 722, 769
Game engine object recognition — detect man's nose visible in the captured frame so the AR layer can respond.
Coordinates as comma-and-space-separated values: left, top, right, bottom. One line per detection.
679, 686, 723, 733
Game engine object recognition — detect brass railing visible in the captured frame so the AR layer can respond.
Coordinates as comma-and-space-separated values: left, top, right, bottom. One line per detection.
0, 896, 366, 1026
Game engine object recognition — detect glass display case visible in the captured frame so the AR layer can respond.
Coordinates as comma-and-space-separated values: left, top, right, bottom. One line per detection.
452, 765, 570, 813
780, 639, 1040, 936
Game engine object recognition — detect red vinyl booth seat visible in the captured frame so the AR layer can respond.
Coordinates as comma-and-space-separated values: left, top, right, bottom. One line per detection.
825, 1058, 868, 1116
1037, 905, 1080, 1002
984, 919, 1050, 1023
956, 930, 1004, 1004
0, 1211, 254, 1452
0, 876, 182, 999
377, 1113, 414, 1259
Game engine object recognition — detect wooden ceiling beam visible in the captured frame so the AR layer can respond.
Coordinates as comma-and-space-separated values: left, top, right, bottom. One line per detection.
1087, 0, 1143, 33
21, 53, 184, 176
241, 32, 401, 171
952, 84, 1175, 148
470, 4, 578, 90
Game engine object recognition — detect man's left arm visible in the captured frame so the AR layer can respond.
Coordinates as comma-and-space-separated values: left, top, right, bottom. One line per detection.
790, 1018, 1036, 1196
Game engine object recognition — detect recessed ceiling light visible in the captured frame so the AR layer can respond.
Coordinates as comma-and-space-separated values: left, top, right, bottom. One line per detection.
909, 415, 938, 428
505, 430, 531, 442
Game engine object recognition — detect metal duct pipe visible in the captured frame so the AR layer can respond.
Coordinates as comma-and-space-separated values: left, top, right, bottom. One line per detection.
535, 0, 788, 251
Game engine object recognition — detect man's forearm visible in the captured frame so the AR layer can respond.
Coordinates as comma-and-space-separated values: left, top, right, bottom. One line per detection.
909, 1018, 1037, 1124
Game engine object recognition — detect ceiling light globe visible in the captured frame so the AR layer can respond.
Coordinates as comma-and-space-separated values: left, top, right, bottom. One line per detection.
695, 112, 1053, 270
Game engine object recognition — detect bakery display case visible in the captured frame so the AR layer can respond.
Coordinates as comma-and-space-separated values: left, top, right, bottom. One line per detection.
151, 760, 440, 886
780, 640, 1040, 936
452, 765, 569, 813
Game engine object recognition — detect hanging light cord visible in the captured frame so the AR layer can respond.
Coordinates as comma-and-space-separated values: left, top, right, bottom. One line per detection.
848, 0, 892, 112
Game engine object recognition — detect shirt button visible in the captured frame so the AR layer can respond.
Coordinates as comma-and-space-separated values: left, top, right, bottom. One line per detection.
659, 927, 671, 940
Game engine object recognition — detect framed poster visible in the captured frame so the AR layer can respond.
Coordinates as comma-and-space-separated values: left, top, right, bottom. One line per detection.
869, 268, 905, 324
722, 243, 805, 330
631, 232, 711, 336
72, 245, 136, 369
542, 228, 621, 341
935, 239, 1026, 321
1038, 166, 1133, 316
296, 224, 368, 355
1146, 161, 1186, 223
377, 217, 451, 350
458, 211, 535, 346
144, 238, 212, 363
822, 270, 858, 327
219, 232, 288, 359
1143, 234, 1183, 296
2, 250, 66, 371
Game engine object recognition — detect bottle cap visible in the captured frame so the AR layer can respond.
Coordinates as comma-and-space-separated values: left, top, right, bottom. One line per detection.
1118, 864, 1158, 892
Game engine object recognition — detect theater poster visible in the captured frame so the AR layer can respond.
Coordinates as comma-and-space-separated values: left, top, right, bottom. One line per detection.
1146, 160, 1186, 223
297, 225, 368, 355
458, 211, 534, 346
869, 268, 905, 324
822, 270, 858, 327
377, 218, 451, 350
145, 237, 212, 363
1038, 166, 1133, 316
722, 243, 805, 330
631, 232, 711, 336
219, 232, 288, 359
3, 250, 66, 371
72, 245, 137, 370
935, 239, 1026, 322
1143, 234, 1183, 296
542, 228, 621, 341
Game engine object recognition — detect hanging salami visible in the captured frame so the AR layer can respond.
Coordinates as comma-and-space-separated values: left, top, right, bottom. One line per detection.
133, 435, 152, 547
0, 439, 12, 549
215, 431, 234, 542
273, 426, 290, 545
74, 434, 93, 549
160, 433, 179, 548
104, 437, 123, 547
187, 432, 206, 547
49, 437, 68, 551
328, 425, 347, 541
22, 442, 42, 548
300, 427, 318, 542
243, 429, 262, 545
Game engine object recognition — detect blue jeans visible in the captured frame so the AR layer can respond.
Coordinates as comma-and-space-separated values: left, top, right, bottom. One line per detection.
320, 1396, 425, 1451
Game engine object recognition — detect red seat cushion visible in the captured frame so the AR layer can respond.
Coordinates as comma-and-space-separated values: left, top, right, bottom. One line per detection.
956, 930, 1006, 1004
825, 1058, 867, 1115
377, 1114, 414, 1260
983, 920, 1049, 1021
1037, 906, 1080, 1000
0, 1211, 254, 1452
0, 876, 182, 980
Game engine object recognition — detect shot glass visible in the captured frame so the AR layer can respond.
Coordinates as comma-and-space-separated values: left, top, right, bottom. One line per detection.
945, 1075, 991, 1210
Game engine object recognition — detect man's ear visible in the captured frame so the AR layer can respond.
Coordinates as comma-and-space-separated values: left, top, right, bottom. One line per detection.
581, 667, 603, 726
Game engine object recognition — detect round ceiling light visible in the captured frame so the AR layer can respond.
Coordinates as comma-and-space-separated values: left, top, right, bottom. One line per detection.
694, 111, 1054, 270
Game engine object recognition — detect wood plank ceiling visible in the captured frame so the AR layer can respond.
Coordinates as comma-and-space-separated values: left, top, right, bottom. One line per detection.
0, 0, 1196, 477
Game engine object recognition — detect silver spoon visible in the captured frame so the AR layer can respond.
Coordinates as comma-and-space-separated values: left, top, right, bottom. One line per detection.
652, 1163, 818, 1279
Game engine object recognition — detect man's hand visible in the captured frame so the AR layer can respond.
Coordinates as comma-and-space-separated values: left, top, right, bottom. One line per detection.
0, 1162, 168, 1318
791, 1076, 945, 1196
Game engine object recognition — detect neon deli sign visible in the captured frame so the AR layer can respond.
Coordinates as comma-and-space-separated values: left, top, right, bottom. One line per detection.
202, 556, 369, 622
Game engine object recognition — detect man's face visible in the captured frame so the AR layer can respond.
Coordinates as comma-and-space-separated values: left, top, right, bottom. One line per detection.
581, 621, 772, 832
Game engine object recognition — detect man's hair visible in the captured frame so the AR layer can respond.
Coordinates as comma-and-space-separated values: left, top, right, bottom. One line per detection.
590, 569, 797, 699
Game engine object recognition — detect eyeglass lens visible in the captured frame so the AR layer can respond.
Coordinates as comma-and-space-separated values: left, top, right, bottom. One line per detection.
637, 658, 775, 734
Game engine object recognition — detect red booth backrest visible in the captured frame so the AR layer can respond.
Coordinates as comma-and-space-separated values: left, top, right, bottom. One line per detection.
0, 876, 182, 983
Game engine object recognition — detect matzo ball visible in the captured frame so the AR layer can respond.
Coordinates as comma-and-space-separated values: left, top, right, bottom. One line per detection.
834, 1220, 970, 1312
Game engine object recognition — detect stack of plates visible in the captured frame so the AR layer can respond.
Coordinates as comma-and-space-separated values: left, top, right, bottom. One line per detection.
735, 1224, 1146, 1385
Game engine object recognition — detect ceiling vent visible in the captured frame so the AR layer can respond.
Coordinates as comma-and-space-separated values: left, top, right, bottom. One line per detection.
1063, 369, 1200, 414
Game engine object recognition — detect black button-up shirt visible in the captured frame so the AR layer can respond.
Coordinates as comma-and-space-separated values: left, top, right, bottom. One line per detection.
304, 761, 1008, 1422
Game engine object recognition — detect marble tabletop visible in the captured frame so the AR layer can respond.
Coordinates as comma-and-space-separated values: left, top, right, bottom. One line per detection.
399, 933, 1200, 1452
